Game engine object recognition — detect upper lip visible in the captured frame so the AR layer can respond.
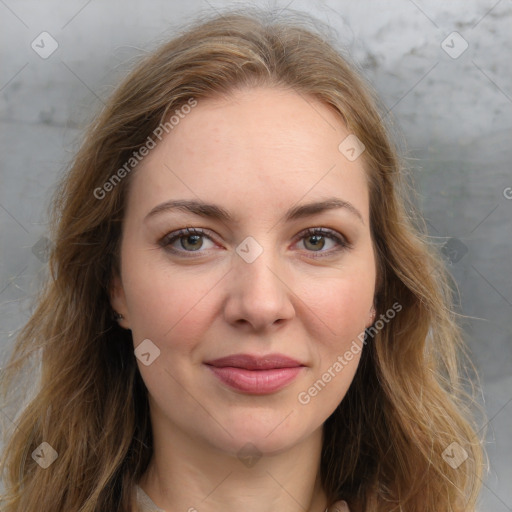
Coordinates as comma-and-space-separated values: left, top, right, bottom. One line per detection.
205, 354, 304, 370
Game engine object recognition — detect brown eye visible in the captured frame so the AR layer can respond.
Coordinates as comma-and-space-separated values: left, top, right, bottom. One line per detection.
295, 227, 350, 256
303, 234, 326, 251
180, 234, 203, 251
160, 228, 216, 254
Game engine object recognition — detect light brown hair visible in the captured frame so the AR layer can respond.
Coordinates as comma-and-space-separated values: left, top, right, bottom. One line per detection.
1, 8, 484, 511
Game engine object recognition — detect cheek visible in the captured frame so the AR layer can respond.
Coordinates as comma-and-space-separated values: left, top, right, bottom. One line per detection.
316, 279, 371, 332
297, 253, 375, 382
297, 264, 375, 343
121, 251, 221, 345
297, 276, 371, 412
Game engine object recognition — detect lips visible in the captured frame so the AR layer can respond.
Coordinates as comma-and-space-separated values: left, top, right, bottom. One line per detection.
205, 354, 305, 394
206, 354, 303, 370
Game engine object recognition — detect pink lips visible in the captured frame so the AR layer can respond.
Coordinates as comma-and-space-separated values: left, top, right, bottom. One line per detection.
205, 354, 305, 394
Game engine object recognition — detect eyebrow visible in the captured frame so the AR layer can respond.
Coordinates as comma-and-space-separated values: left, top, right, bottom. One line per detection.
144, 197, 364, 224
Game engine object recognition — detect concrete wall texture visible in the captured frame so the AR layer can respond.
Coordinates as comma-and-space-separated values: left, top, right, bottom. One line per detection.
1, 0, 510, 509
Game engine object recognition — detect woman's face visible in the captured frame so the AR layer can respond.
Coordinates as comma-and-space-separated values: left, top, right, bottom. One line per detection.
111, 87, 376, 456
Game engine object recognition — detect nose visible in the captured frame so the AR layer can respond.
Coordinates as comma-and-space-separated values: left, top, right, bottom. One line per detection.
222, 248, 296, 332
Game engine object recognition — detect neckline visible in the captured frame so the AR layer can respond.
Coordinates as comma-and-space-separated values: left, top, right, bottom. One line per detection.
135, 484, 339, 512
136, 484, 165, 511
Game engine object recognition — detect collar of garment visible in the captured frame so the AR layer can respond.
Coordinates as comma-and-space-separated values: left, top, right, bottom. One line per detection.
135, 484, 347, 512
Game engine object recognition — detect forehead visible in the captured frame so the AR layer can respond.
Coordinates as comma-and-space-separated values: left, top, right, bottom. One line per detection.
126, 87, 370, 221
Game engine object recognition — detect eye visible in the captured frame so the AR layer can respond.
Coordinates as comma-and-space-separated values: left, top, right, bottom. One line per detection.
295, 227, 350, 255
159, 227, 217, 254
159, 226, 350, 258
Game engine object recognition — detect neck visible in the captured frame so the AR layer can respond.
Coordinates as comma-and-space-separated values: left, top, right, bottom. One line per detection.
138, 413, 328, 512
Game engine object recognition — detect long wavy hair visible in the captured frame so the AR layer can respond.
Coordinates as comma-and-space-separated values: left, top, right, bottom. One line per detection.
0, 8, 484, 512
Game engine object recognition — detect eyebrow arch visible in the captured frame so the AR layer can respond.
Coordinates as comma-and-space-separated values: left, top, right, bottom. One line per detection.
285, 198, 364, 224
144, 197, 364, 224
145, 199, 234, 223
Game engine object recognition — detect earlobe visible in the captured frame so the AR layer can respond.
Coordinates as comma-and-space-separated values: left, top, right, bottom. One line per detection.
367, 306, 376, 327
109, 273, 131, 329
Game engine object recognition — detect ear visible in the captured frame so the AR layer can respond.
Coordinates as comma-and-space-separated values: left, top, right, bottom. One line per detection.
366, 305, 376, 328
109, 272, 131, 330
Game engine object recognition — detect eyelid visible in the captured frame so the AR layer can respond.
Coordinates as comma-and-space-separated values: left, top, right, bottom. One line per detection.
292, 227, 351, 255
158, 227, 222, 254
159, 226, 351, 256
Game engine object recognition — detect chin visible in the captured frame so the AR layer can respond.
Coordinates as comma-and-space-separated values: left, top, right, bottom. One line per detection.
205, 412, 316, 457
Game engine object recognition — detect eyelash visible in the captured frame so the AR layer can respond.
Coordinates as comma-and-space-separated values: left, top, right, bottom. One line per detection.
159, 227, 351, 258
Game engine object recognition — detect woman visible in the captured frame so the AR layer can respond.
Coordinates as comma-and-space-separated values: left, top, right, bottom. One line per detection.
0, 8, 483, 512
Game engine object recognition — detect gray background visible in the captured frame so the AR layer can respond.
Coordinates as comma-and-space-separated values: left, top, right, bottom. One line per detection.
1, 0, 510, 509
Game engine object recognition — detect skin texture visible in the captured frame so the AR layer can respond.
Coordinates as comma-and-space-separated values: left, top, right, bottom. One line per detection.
111, 87, 375, 512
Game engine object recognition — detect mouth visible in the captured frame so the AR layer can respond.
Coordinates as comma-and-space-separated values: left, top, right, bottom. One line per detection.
204, 354, 305, 395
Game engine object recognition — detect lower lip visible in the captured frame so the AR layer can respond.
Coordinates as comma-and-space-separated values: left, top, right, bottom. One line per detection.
207, 366, 303, 394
